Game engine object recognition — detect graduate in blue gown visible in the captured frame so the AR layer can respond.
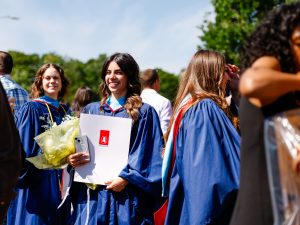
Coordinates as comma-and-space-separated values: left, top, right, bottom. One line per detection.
67, 53, 164, 225
6, 63, 71, 225
160, 50, 240, 225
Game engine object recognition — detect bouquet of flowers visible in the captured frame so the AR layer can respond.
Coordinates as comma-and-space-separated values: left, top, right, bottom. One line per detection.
27, 115, 79, 169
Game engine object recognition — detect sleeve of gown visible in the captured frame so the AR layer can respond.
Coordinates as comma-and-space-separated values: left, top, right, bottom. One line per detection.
119, 105, 164, 196
15, 102, 44, 188
177, 99, 240, 224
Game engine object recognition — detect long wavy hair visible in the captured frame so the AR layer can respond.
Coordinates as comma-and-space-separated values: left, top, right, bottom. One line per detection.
165, 50, 237, 140
31, 63, 69, 99
99, 53, 142, 121
241, 3, 300, 73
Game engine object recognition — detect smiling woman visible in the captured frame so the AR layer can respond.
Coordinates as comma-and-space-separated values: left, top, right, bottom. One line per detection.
67, 52, 164, 225
41, 67, 62, 100
6, 63, 71, 225
105, 61, 128, 99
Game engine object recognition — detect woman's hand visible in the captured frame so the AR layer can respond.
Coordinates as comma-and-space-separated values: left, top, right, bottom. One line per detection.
67, 152, 90, 167
225, 64, 240, 92
105, 177, 128, 192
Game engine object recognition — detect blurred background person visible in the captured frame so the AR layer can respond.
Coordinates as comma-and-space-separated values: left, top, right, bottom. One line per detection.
70, 86, 97, 117
140, 68, 172, 134
230, 3, 300, 225
225, 64, 240, 118
0, 82, 22, 224
0, 51, 29, 115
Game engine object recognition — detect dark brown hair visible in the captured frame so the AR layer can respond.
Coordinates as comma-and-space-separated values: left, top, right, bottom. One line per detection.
71, 86, 97, 117
0, 51, 13, 74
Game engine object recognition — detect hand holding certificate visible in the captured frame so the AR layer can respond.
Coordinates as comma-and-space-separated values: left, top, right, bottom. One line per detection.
73, 113, 132, 185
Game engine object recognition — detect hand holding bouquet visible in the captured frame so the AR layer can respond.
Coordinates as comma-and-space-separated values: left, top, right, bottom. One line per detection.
27, 116, 79, 169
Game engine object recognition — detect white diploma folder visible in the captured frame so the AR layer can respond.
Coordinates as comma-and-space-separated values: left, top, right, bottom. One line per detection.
74, 113, 132, 185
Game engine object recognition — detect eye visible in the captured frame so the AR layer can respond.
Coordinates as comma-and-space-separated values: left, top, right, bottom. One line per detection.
115, 70, 124, 75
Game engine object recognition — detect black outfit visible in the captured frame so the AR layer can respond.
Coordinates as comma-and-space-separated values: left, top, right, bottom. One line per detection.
0, 82, 22, 223
230, 93, 300, 225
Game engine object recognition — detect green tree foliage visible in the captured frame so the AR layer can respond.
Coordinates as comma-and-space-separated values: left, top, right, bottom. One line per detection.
199, 0, 286, 65
7, 51, 179, 104
10, 51, 42, 92
8, 51, 107, 103
156, 68, 179, 104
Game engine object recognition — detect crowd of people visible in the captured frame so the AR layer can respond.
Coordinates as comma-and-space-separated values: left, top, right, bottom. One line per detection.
1, 2, 300, 225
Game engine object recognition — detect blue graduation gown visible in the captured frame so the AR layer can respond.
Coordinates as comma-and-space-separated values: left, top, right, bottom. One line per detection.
69, 102, 164, 225
6, 101, 71, 225
165, 99, 240, 225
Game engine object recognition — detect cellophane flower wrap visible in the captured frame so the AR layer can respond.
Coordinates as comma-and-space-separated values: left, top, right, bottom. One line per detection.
264, 109, 300, 225
26, 116, 79, 169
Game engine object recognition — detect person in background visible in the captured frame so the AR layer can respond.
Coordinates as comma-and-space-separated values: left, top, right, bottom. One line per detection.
71, 86, 97, 117
230, 3, 300, 225
159, 50, 240, 225
0, 51, 29, 114
225, 64, 240, 117
6, 63, 71, 225
67, 53, 164, 224
140, 69, 172, 134
0, 82, 22, 224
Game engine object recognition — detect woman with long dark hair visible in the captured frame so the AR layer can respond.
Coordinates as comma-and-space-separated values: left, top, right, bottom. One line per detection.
68, 53, 164, 224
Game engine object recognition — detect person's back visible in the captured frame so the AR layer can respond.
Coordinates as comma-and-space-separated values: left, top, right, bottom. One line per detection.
0, 81, 22, 223
140, 69, 172, 134
0, 51, 29, 115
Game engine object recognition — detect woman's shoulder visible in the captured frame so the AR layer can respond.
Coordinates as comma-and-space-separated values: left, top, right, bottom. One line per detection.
140, 102, 157, 115
82, 101, 100, 113
252, 56, 281, 70
196, 98, 218, 108
15, 101, 44, 121
20, 100, 43, 111
189, 98, 224, 116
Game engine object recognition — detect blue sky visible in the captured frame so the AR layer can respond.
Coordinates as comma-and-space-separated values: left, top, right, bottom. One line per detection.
1, 0, 214, 74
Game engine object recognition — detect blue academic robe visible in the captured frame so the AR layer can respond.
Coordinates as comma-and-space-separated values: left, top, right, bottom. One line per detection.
165, 99, 240, 225
6, 101, 71, 225
69, 102, 164, 225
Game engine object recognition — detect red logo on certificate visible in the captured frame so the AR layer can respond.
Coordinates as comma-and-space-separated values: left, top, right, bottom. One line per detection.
99, 130, 110, 146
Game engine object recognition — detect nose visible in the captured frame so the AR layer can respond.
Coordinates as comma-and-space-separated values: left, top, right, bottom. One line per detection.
109, 72, 117, 79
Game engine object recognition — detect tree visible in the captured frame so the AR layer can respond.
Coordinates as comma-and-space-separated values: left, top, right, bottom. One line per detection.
199, 0, 286, 65
9, 51, 41, 92
8, 50, 178, 104
156, 68, 179, 104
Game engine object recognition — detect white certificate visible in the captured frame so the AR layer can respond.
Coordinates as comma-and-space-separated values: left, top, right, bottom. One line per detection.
74, 113, 132, 185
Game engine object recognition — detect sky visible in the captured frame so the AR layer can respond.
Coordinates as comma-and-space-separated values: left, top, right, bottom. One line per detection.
1, 0, 214, 74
